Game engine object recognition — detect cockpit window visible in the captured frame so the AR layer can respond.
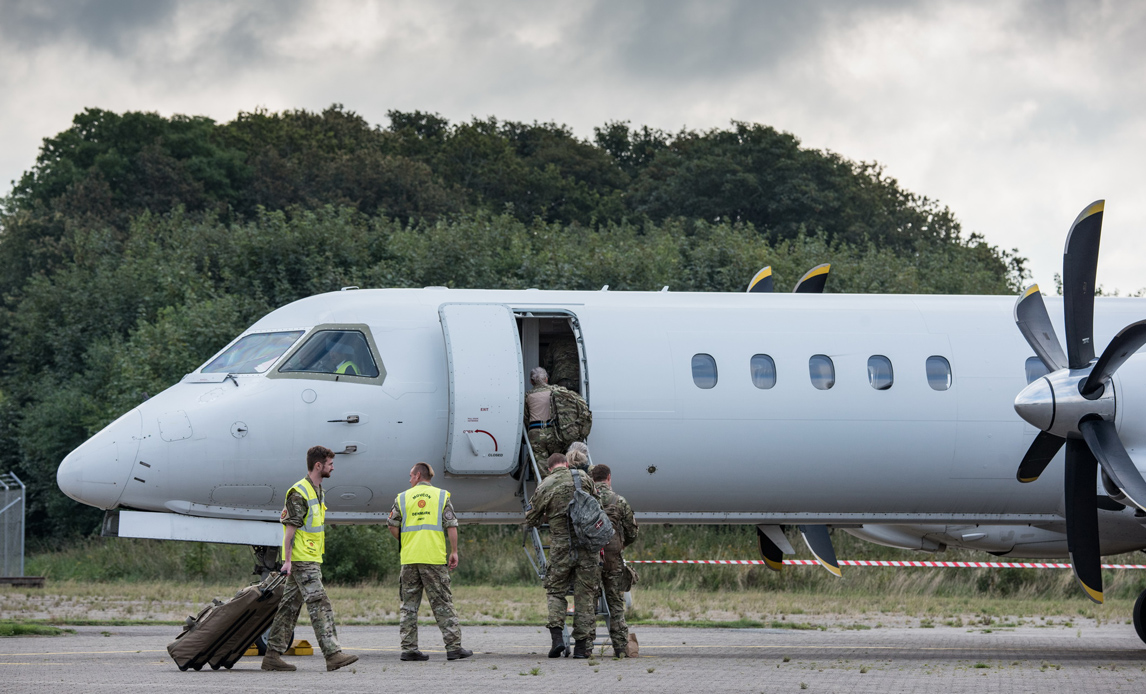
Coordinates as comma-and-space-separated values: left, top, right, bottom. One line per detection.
278, 330, 380, 378
201, 331, 305, 373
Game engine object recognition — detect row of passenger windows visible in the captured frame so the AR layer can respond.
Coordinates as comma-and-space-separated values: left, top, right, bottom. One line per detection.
690, 353, 953, 391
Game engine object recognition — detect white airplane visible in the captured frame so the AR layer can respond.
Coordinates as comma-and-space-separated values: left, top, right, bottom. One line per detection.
57, 200, 1146, 644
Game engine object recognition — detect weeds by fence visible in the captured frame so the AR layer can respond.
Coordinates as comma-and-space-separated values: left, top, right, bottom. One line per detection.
25, 524, 1146, 602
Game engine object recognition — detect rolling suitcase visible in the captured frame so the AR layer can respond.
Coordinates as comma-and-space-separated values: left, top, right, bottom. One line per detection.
167, 572, 287, 671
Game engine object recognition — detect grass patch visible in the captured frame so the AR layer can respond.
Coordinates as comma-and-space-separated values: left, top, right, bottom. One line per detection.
0, 622, 74, 637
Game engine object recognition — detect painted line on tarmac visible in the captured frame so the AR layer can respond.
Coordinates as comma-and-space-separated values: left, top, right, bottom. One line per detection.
0, 649, 166, 657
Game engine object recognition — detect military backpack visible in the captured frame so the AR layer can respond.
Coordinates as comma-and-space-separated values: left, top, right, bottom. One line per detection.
551, 385, 592, 446
567, 470, 613, 553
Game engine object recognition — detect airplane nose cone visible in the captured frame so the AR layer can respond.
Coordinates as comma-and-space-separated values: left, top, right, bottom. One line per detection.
57, 409, 142, 509
1015, 377, 1055, 431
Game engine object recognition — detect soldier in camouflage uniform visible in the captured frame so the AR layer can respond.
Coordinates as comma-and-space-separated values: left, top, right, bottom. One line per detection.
590, 464, 639, 658
543, 335, 581, 393
524, 367, 562, 475
388, 462, 471, 661
263, 446, 359, 672
525, 453, 601, 659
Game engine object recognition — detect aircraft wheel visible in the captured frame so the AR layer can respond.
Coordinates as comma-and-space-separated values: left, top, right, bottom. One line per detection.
1134, 588, 1146, 646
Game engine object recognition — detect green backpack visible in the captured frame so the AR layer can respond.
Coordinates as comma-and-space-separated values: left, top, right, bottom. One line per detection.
551, 385, 592, 445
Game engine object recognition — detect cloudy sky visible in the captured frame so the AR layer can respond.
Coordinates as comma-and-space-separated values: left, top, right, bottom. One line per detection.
2, 0, 1144, 292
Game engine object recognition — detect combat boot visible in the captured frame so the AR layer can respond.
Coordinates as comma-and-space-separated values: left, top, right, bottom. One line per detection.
572, 639, 591, 659
613, 646, 627, 659
547, 627, 565, 658
446, 647, 473, 661
400, 650, 429, 661
325, 650, 359, 671
261, 650, 296, 671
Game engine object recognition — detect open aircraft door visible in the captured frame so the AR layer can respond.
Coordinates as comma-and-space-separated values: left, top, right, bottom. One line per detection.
439, 303, 524, 474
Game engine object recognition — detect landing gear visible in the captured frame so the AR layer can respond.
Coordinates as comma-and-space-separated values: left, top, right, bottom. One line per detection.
251, 544, 281, 578
1134, 588, 1146, 646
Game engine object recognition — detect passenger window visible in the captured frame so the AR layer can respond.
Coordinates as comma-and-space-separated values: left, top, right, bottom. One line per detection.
279, 330, 380, 378
809, 355, 835, 390
926, 356, 952, 391
202, 330, 305, 373
1025, 356, 1049, 384
867, 355, 893, 390
750, 354, 776, 389
692, 353, 718, 389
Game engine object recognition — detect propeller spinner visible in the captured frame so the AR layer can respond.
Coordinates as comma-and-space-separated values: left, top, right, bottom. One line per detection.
1012, 200, 1146, 604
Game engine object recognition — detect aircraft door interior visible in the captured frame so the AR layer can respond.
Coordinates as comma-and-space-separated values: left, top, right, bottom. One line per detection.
439, 303, 524, 474
515, 311, 586, 400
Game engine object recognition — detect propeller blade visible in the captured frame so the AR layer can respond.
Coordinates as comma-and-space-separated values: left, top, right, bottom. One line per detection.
1079, 418, 1146, 511
1016, 431, 1065, 483
798, 525, 842, 577
1081, 319, 1146, 396
1014, 284, 1067, 372
756, 526, 787, 572
793, 264, 830, 294
1062, 200, 1104, 369
1064, 438, 1103, 603
747, 266, 774, 293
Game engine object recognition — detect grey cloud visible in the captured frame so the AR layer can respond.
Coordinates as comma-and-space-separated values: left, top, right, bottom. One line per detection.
0, 0, 308, 65
0, 0, 178, 54
567, 0, 914, 86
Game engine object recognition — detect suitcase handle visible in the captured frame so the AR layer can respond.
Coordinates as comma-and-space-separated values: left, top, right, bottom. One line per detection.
258, 572, 287, 598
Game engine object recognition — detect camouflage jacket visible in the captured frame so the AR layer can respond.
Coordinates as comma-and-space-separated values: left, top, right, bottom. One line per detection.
598, 485, 638, 548
280, 484, 324, 528
544, 337, 579, 387
524, 466, 598, 541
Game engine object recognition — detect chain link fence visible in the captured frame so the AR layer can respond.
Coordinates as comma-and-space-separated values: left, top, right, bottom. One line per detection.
1, 472, 25, 577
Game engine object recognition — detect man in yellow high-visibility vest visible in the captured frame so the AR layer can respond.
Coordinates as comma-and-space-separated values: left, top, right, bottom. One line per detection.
388, 462, 472, 661
262, 445, 359, 672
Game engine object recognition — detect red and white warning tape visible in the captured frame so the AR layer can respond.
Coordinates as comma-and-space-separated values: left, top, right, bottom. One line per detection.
627, 559, 1146, 569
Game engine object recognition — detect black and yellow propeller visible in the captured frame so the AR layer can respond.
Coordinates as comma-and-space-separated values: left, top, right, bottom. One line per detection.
1012, 200, 1146, 603
746, 264, 831, 294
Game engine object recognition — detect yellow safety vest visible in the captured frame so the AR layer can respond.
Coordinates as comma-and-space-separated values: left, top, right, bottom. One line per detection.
397, 484, 449, 565
281, 477, 326, 563
335, 360, 359, 375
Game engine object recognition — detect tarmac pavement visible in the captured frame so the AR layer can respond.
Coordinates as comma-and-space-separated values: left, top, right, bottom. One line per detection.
2, 623, 1145, 693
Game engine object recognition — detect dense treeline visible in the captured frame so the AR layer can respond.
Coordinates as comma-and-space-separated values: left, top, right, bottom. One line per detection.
0, 105, 1026, 544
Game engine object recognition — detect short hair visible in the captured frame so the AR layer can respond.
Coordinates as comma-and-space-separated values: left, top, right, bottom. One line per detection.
590, 464, 611, 482
547, 453, 567, 470
412, 462, 435, 481
307, 445, 334, 470
530, 367, 549, 385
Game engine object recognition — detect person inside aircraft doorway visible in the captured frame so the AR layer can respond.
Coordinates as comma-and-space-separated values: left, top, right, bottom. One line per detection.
388, 462, 472, 662
524, 367, 562, 473
262, 445, 359, 672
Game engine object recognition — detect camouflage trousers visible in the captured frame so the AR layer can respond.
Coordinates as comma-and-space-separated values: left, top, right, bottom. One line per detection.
399, 564, 462, 652
267, 562, 341, 657
601, 567, 628, 651
528, 426, 562, 476
544, 544, 599, 642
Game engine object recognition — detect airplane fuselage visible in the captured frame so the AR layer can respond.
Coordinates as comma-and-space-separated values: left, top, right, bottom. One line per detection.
58, 288, 1146, 556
